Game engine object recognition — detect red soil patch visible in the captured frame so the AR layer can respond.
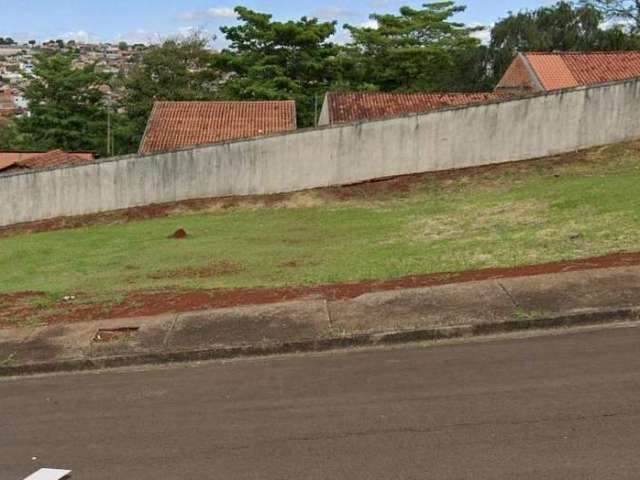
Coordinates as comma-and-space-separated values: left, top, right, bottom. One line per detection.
0, 194, 287, 238
1, 251, 639, 329
0, 291, 45, 302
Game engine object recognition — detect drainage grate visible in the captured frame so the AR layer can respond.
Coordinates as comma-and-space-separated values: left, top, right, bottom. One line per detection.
93, 327, 140, 343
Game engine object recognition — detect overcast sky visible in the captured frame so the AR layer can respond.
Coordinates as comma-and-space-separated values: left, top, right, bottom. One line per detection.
0, 0, 557, 46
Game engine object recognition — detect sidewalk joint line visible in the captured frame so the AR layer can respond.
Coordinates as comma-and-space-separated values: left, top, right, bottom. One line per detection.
324, 300, 334, 330
496, 280, 520, 308
162, 314, 180, 349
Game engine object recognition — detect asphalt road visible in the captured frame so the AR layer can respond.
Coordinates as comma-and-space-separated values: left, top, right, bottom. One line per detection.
2, 325, 640, 480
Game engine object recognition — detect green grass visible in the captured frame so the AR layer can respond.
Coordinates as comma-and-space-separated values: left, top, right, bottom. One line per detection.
2, 142, 640, 299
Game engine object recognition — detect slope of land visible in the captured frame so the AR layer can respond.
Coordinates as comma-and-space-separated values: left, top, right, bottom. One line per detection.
2, 141, 640, 327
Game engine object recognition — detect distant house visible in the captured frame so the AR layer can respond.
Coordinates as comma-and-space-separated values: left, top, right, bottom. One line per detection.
0, 150, 95, 175
138, 101, 297, 155
496, 51, 640, 95
0, 88, 17, 117
318, 91, 499, 126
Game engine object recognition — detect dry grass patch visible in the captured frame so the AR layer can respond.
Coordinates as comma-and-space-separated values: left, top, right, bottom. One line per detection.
413, 200, 550, 242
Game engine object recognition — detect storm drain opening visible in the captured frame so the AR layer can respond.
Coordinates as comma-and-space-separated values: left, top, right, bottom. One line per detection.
93, 327, 140, 343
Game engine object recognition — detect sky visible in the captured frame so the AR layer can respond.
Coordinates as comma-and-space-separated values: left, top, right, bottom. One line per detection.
0, 0, 557, 46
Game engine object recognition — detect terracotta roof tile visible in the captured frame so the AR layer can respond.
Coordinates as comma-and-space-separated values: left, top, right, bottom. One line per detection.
0, 158, 16, 171
19, 150, 92, 169
324, 92, 499, 124
525, 53, 579, 90
139, 101, 297, 155
0, 150, 94, 173
495, 55, 538, 93
524, 52, 640, 90
0, 89, 16, 115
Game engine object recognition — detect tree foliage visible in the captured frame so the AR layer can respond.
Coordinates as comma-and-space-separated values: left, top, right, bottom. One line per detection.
2, 53, 113, 155
121, 34, 220, 143
582, 0, 640, 32
344, 2, 490, 92
214, 7, 340, 127
5, 1, 640, 156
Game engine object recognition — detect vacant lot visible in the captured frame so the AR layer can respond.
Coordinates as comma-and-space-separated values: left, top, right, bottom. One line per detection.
2, 141, 640, 326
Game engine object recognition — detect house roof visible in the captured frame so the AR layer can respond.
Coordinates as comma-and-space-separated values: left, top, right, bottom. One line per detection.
19, 149, 93, 169
0, 158, 15, 171
322, 92, 499, 124
523, 52, 640, 90
0, 150, 95, 173
0, 88, 16, 114
138, 101, 298, 155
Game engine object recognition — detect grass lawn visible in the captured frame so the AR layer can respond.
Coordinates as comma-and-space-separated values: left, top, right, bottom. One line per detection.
2, 141, 640, 305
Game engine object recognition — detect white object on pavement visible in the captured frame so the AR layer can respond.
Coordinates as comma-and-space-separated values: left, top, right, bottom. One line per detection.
22, 469, 71, 480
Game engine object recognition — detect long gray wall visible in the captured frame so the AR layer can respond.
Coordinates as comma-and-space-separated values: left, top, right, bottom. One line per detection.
2, 79, 640, 227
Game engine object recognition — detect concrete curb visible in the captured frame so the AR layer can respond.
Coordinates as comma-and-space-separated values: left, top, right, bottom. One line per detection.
2, 306, 638, 378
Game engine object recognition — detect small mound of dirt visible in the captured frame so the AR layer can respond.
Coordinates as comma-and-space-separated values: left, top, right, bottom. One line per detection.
169, 228, 188, 239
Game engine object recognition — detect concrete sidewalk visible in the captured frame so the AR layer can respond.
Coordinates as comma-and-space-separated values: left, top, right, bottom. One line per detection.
1, 265, 639, 376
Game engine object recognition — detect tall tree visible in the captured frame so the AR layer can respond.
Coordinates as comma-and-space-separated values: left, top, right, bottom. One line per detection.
3, 53, 113, 155
122, 33, 219, 146
215, 7, 341, 127
582, 0, 640, 32
344, 2, 489, 92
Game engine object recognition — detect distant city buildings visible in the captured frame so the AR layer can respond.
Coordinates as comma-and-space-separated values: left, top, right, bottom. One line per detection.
0, 39, 148, 119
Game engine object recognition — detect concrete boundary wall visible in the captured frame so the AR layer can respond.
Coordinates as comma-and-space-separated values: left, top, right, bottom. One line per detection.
2, 78, 640, 227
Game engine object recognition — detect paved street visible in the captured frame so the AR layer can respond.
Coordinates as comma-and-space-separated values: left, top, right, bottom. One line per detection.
2, 325, 640, 479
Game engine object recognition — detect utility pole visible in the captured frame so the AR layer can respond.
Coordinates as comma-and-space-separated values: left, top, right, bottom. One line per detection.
106, 92, 113, 156
314, 93, 318, 127
107, 107, 112, 156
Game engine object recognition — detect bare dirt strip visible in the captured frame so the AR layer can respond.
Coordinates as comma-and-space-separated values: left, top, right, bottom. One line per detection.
2, 251, 639, 329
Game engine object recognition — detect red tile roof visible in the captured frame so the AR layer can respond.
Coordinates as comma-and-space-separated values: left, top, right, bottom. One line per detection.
0, 89, 16, 116
0, 150, 95, 173
0, 158, 15, 171
524, 52, 640, 90
19, 150, 93, 169
139, 101, 297, 155
495, 55, 539, 93
322, 92, 499, 124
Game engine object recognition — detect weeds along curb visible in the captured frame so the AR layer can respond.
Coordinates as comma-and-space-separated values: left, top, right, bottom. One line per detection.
1, 306, 639, 378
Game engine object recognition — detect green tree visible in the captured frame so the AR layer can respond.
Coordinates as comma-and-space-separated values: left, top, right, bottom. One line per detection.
118, 41, 129, 51
582, 0, 640, 32
344, 2, 489, 92
3, 53, 113, 156
215, 7, 341, 127
121, 33, 219, 147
